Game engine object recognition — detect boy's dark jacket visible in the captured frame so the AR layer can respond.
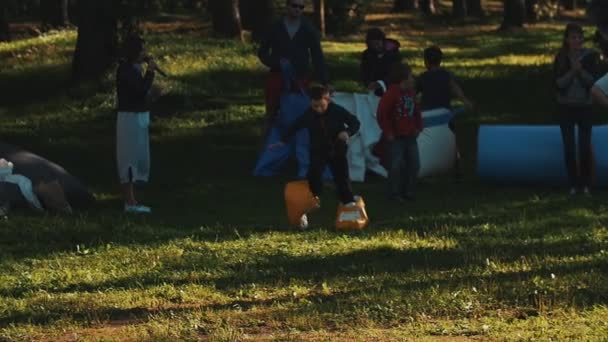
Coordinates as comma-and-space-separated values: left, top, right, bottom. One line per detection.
280, 103, 360, 151
258, 18, 328, 85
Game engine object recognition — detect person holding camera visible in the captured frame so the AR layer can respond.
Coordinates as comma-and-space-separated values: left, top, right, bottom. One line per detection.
553, 23, 601, 195
257, 0, 329, 129
116, 35, 161, 214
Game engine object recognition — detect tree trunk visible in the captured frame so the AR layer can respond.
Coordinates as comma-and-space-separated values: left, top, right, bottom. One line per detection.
562, 0, 576, 10
41, 0, 70, 28
208, 0, 243, 39
0, 0, 10, 42
72, 0, 118, 81
466, 0, 483, 17
419, 0, 435, 15
526, 0, 538, 22
393, 0, 417, 12
500, 0, 526, 30
232, 0, 244, 42
453, 0, 468, 18
241, 0, 274, 42
314, 0, 326, 38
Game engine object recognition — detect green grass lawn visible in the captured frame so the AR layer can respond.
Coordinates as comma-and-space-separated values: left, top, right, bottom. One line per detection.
1, 11, 608, 341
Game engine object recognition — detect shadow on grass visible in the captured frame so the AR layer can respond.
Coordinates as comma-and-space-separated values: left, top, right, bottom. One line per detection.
2, 243, 606, 327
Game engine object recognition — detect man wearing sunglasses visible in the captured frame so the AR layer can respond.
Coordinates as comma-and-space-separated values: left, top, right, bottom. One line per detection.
258, 0, 329, 129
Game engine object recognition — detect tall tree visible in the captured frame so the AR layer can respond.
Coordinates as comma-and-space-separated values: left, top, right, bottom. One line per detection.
453, 0, 468, 18
526, 0, 539, 22
208, 0, 244, 40
0, 0, 10, 42
561, 0, 577, 10
419, 0, 435, 15
232, 0, 244, 42
41, 0, 70, 28
466, 0, 483, 17
500, 0, 526, 30
314, 0, 326, 38
241, 0, 274, 42
72, 0, 119, 81
392, 0, 417, 12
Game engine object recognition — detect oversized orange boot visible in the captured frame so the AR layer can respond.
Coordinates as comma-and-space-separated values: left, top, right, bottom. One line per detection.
335, 196, 369, 230
284, 180, 320, 229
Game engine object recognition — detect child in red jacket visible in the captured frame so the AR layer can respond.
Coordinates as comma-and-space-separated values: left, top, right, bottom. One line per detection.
377, 62, 423, 201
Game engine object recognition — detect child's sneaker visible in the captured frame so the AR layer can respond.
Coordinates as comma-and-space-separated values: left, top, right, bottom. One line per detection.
124, 203, 151, 214
569, 187, 577, 196
344, 202, 357, 207
299, 214, 309, 229
583, 187, 591, 196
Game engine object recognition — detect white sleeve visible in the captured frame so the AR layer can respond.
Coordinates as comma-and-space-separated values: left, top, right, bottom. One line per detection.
595, 74, 608, 95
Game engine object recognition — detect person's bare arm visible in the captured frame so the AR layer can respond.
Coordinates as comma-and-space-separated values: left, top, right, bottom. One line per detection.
592, 85, 608, 107
450, 79, 473, 110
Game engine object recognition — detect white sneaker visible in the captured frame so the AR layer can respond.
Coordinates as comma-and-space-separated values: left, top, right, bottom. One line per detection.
124, 203, 151, 214
344, 202, 357, 207
583, 187, 591, 195
299, 214, 309, 229
569, 188, 577, 196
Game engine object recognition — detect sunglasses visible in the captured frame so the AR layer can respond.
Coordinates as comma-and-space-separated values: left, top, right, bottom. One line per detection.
290, 3, 305, 10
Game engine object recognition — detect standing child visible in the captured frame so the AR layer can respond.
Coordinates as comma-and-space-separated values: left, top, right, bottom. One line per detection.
553, 23, 601, 195
116, 35, 160, 213
270, 85, 360, 226
377, 63, 422, 202
416, 46, 473, 176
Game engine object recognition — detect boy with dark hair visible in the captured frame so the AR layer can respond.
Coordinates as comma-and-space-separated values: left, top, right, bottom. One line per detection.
418, 45, 473, 112
360, 28, 402, 96
116, 35, 160, 214
377, 62, 422, 202
270, 86, 361, 219
417, 45, 473, 176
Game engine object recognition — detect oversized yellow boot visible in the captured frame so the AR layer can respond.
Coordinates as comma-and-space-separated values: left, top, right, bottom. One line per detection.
335, 196, 369, 230
284, 180, 320, 228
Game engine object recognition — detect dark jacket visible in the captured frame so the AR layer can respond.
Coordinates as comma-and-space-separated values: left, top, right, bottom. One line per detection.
258, 17, 328, 84
281, 103, 360, 151
360, 38, 401, 88
116, 61, 155, 112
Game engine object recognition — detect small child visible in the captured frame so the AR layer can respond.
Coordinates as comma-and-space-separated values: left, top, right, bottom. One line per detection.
377, 62, 422, 202
360, 28, 402, 96
417, 45, 473, 176
116, 35, 160, 214
270, 85, 361, 226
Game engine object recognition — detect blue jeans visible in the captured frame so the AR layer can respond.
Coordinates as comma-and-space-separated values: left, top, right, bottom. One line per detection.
386, 136, 420, 198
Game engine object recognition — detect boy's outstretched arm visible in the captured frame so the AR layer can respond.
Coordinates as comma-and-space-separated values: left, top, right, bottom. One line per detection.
450, 79, 473, 110
340, 107, 360, 137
